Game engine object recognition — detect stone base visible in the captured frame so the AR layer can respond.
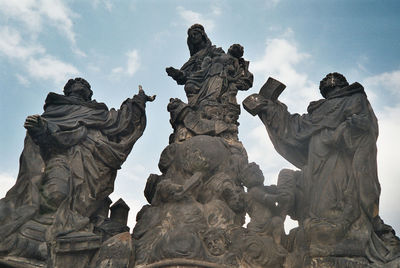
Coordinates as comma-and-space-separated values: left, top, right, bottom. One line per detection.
0, 256, 45, 268
48, 232, 102, 268
89, 232, 134, 268
135, 258, 230, 268
304, 256, 373, 268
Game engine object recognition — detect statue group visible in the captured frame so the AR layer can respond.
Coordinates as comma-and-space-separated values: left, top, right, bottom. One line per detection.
0, 24, 399, 268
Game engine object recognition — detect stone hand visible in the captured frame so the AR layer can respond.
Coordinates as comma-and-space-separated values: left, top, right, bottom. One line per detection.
346, 114, 369, 131
136, 85, 156, 102
165, 67, 183, 79
24, 114, 46, 132
167, 98, 185, 112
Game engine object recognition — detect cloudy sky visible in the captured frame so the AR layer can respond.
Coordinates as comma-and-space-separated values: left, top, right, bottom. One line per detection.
0, 0, 399, 233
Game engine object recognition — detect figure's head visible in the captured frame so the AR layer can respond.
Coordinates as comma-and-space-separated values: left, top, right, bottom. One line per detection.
203, 228, 229, 256
222, 186, 245, 214
228, 44, 244, 59
63, 77, 93, 101
187, 24, 211, 56
241, 162, 265, 188
319, 72, 349, 98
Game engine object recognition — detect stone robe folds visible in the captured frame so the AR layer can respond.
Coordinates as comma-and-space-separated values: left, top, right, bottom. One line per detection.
0, 92, 147, 254
253, 83, 382, 257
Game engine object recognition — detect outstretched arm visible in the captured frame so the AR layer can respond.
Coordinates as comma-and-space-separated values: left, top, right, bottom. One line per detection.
166, 67, 187, 85
243, 93, 312, 168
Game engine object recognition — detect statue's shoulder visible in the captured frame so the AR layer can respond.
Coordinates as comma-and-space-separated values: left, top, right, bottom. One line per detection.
43, 92, 108, 111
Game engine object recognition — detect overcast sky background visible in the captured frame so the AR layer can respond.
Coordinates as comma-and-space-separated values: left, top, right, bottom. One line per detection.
0, 0, 399, 233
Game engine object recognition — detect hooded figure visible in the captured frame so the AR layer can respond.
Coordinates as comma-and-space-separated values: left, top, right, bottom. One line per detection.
244, 73, 399, 264
0, 78, 153, 260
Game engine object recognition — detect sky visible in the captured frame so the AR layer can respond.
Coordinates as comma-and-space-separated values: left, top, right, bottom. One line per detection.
0, 0, 399, 233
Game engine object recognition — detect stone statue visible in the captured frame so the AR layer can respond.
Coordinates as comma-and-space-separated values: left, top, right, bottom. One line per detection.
0, 78, 154, 266
244, 72, 400, 267
166, 24, 253, 142
132, 24, 287, 268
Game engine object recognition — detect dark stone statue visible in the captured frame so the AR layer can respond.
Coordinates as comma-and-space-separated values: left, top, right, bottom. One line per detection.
2, 25, 399, 268
244, 72, 400, 267
0, 78, 154, 267
166, 24, 253, 142
132, 24, 288, 268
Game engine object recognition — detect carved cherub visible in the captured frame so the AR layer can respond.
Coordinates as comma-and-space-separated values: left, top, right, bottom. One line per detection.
241, 163, 285, 246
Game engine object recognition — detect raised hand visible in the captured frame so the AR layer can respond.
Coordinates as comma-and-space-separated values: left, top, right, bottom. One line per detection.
137, 85, 156, 102
24, 114, 46, 132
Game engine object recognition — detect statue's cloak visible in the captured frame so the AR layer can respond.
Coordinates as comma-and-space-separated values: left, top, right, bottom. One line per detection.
0, 93, 147, 243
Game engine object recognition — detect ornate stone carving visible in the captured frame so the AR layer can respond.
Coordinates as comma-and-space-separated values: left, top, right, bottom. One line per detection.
244, 72, 400, 267
0, 79, 154, 267
133, 24, 287, 268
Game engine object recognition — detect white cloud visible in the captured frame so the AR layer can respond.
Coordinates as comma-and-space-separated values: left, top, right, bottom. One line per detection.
16, 74, 30, 86
111, 49, 141, 77
27, 56, 79, 84
0, 0, 78, 45
363, 70, 400, 101
251, 37, 319, 114
0, 26, 79, 84
0, 0, 42, 32
126, 50, 140, 76
0, 173, 16, 199
38, 0, 76, 44
0, 27, 44, 59
0, 1, 82, 84
176, 6, 216, 31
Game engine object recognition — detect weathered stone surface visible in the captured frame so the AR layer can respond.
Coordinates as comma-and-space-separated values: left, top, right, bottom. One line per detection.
0, 256, 45, 268
133, 24, 287, 268
244, 72, 400, 267
0, 79, 154, 267
89, 232, 133, 268
303, 256, 373, 268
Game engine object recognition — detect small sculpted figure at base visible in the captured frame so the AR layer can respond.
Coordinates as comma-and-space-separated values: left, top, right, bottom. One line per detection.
244, 72, 400, 267
0, 78, 154, 267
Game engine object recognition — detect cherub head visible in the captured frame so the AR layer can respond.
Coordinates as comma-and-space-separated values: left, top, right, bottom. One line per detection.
222, 186, 245, 214
228, 44, 244, 59
241, 162, 265, 189
203, 228, 229, 256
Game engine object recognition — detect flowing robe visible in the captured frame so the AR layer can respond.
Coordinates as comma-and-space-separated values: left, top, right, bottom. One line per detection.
254, 83, 381, 255
0, 92, 147, 250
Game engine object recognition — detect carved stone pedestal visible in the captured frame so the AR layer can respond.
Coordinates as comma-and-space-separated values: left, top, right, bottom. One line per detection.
48, 232, 102, 268
135, 258, 230, 268
303, 257, 373, 268
0, 256, 46, 268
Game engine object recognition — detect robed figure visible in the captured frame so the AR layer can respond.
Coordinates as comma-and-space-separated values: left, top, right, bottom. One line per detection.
244, 72, 400, 265
0, 78, 154, 260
